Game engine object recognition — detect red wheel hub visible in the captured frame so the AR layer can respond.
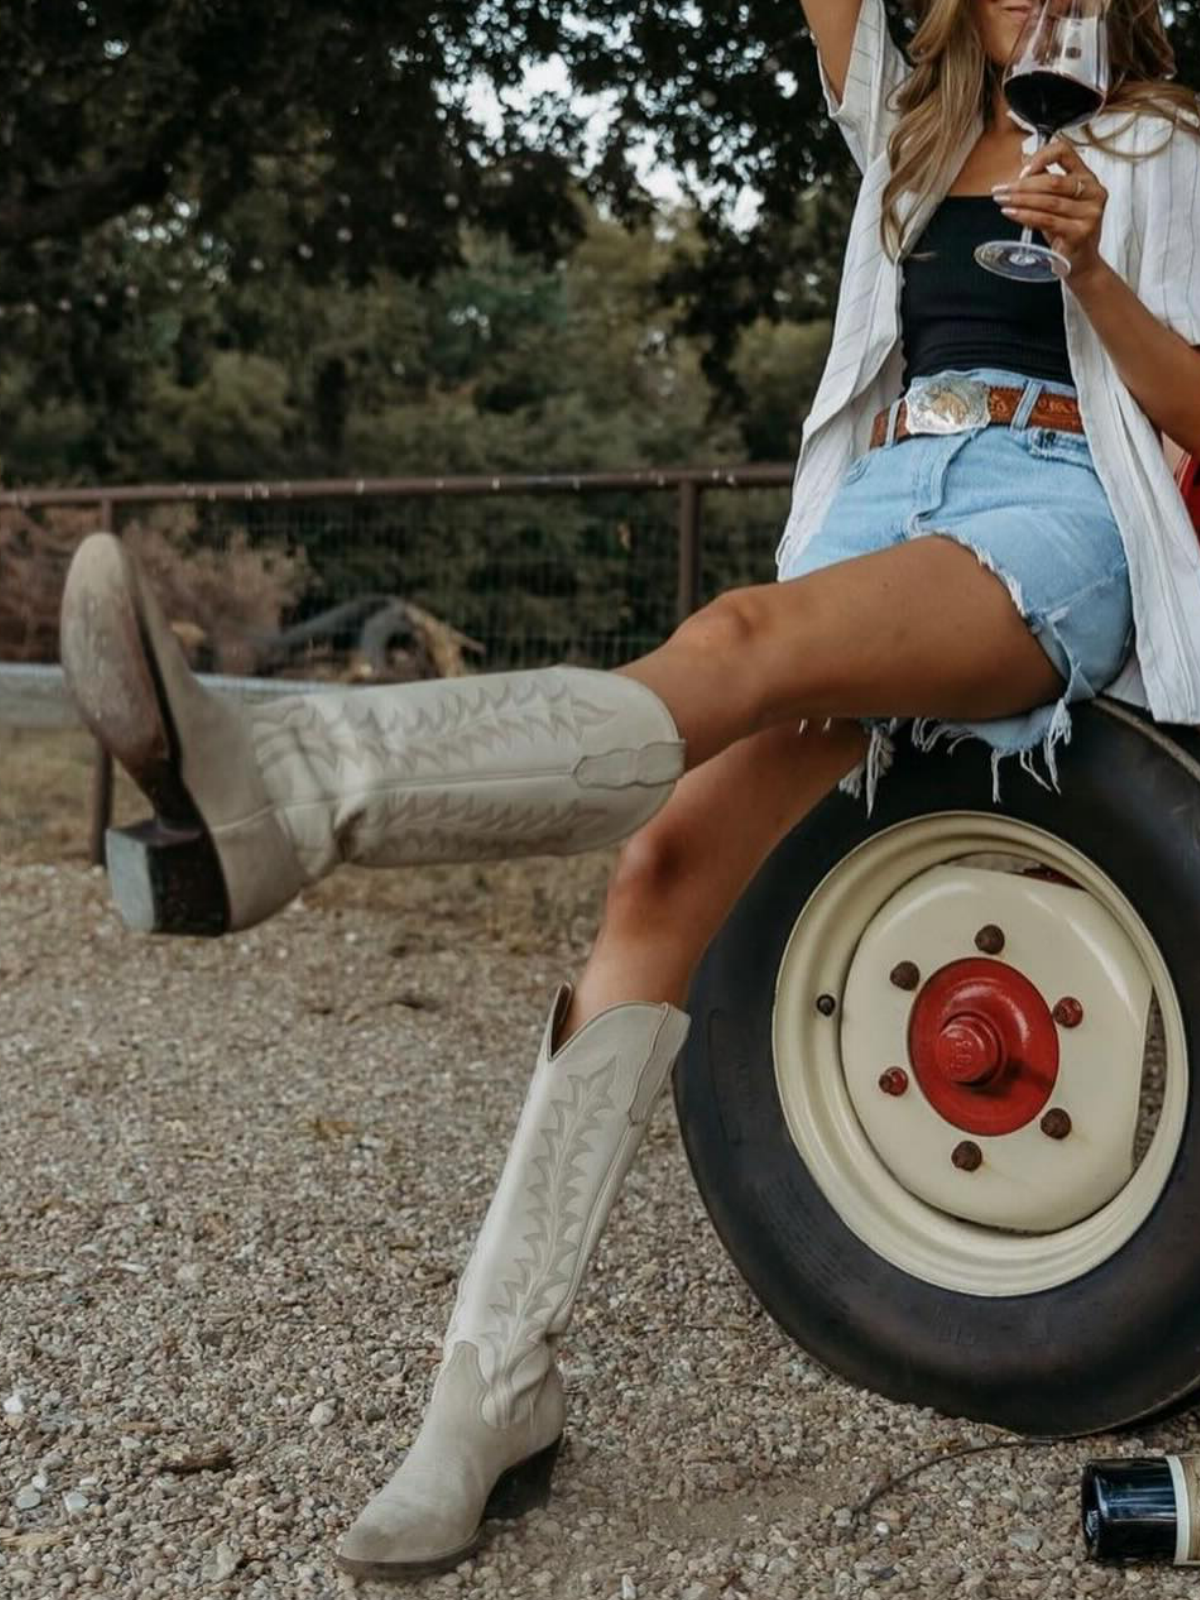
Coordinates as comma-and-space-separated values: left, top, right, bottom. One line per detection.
908, 957, 1059, 1135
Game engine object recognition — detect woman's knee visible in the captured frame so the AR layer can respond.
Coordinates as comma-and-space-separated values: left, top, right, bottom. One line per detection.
672, 586, 774, 662
604, 816, 702, 933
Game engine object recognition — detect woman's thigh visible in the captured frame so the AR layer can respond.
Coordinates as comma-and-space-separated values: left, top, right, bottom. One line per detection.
623, 532, 1067, 770
752, 531, 1067, 727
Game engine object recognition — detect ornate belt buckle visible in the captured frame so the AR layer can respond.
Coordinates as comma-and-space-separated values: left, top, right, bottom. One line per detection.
904, 376, 991, 435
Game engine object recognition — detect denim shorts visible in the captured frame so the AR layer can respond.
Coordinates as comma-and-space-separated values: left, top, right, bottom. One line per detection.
777, 365, 1134, 813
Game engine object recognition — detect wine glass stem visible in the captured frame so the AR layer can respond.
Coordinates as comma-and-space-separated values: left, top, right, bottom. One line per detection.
1019, 127, 1046, 249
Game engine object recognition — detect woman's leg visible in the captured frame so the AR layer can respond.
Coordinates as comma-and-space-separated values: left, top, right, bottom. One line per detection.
560, 714, 871, 1036
338, 533, 1068, 1577
62, 530, 1057, 935
622, 532, 1064, 768
337, 715, 869, 1580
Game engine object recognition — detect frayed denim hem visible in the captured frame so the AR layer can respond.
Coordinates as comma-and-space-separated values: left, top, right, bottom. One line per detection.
836, 697, 1075, 817
833, 525, 1085, 818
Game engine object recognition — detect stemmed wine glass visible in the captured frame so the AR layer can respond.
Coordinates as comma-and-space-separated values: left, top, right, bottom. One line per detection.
975, 0, 1109, 282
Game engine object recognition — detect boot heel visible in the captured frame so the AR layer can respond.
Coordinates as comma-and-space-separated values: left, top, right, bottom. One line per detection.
484, 1435, 563, 1522
106, 821, 230, 936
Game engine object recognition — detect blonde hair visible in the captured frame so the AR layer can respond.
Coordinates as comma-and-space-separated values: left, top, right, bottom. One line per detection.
881, 0, 1200, 261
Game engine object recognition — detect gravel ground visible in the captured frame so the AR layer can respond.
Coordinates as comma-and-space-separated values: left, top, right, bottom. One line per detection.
5, 853, 1200, 1600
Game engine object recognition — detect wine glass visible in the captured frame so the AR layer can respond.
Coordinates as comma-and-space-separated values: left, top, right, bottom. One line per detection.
975, 0, 1109, 282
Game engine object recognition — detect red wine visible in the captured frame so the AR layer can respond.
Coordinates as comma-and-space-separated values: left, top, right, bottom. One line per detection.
1005, 68, 1104, 133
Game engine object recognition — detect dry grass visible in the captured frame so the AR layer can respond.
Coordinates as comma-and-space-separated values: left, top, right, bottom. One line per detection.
0, 508, 307, 671
0, 725, 614, 956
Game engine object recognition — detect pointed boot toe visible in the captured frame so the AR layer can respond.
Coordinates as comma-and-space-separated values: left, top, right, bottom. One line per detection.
336, 1345, 564, 1580
60, 533, 302, 934
336, 1494, 483, 1581
335, 1433, 563, 1581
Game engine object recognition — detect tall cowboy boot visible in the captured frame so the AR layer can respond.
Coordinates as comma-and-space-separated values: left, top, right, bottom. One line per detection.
335, 985, 690, 1581
59, 533, 684, 935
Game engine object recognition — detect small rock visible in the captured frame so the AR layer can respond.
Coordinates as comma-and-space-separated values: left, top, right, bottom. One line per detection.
4, 1391, 26, 1416
63, 1491, 89, 1515
14, 1486, 42, 1510
621, 1578, 637, 1600
834, 1507, 854, 1528
309, 1400, 338, 1429
202, 1543, 241, 1583
1009, 1527, 1042, 1553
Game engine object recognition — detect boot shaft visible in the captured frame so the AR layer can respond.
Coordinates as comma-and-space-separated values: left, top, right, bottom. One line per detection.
252, 667, 684, 882
443, 987, 691, 1428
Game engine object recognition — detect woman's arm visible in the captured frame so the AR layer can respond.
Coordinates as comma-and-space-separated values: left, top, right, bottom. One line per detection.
803, 0, 913, 173
1069, 263, 1200, 458
799, 0, 864, 106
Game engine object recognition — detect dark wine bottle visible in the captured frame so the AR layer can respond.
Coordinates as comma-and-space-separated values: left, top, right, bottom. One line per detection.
1081, 1457, 1200, 1564
1005, 68, 1105, 133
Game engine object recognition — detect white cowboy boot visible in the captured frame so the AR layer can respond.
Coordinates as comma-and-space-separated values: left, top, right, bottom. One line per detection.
335, 985, 691, 1581
59, 533, 684, 935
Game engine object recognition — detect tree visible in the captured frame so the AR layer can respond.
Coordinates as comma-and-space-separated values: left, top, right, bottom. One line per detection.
5, 0, 1197, 451
0, 0, 591, 306
0, 4, 959, 319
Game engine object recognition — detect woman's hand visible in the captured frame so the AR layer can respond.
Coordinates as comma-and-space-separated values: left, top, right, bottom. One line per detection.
991, 135, 1109, 286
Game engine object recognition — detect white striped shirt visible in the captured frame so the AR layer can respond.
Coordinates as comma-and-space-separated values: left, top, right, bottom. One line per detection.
777, 0, 1200, 721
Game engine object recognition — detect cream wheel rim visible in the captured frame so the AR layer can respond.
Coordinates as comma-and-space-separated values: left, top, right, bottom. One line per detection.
772, 813, 1186, 1297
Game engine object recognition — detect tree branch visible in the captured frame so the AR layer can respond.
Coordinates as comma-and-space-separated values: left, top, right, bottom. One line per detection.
0, 155, 173, 245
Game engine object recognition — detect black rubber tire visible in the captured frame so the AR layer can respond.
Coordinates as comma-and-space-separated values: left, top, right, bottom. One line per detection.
673, 699, 1200, 1437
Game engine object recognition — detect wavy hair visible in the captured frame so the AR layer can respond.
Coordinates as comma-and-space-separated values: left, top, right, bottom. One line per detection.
881, 0, 1200, 260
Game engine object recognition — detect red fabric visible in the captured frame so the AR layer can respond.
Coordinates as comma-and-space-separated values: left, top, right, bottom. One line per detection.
1175, 451, 1200, 535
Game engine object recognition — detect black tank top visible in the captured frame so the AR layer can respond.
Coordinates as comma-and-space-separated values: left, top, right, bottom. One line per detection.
899, 195, 1073, 390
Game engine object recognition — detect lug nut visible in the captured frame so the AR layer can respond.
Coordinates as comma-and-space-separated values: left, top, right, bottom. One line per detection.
951, 1140, 983, 1172
815, 993, 837, 1016
878, 1067, 909, 1096
890, 961, 920, 991
974, 924, 1005, 955
1040, 1108, 1072, 1140
1052, 997, 1084, 1028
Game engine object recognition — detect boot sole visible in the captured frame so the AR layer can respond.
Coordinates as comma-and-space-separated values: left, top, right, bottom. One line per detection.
61, 534, 230, 935
333, 1433, 563, 1583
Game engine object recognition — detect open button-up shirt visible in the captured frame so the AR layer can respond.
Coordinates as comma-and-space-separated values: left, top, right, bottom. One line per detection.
776, 0, 1200, 721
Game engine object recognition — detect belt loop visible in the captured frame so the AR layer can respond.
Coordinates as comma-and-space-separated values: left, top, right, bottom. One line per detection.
885, 397, 903, 446
1012, 379, 1042, 431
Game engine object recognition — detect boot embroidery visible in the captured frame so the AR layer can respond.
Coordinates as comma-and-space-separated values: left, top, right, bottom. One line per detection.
462, 1056, 621, 1429
250, 675, 621, 790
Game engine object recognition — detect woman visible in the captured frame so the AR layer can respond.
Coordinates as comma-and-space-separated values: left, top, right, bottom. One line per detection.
59, 0, 1200, 1579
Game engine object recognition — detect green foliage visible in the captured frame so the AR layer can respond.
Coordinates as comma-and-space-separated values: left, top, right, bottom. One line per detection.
0, 192, 815, 660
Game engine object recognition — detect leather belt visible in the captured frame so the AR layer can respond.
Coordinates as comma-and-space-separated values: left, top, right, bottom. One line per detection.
870, 379, 1084, 451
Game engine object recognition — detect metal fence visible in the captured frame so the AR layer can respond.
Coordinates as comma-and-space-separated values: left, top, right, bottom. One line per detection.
0, 463, 795, 857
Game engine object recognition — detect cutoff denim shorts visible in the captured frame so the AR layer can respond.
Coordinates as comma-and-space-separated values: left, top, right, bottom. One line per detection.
777, 365, 1134, 813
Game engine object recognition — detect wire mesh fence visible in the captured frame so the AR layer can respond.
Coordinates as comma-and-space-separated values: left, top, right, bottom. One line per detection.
0, 467, 794, 677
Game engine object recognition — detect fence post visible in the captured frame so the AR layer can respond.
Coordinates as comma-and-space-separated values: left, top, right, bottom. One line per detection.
676, 480, 702, 625
88, 499, 116, 867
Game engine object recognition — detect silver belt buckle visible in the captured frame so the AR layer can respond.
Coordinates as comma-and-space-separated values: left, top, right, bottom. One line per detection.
904, 376, 991, 436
